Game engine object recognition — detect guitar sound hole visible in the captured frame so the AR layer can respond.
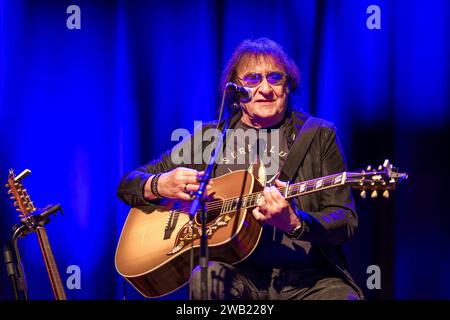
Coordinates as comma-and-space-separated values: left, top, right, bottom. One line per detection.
194, 199, 224, 225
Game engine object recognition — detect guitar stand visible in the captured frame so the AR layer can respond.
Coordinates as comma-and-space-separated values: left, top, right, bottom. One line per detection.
4, 224, 29, 300
3, 204, 63, 300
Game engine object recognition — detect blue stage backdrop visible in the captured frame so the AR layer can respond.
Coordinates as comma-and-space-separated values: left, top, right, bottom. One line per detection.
0, 0, 449, 299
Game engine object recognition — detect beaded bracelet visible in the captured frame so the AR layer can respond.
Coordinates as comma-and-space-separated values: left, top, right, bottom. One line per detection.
150, 173, 163, 199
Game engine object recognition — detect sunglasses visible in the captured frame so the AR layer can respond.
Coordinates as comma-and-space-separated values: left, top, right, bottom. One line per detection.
237, 71, 286, 88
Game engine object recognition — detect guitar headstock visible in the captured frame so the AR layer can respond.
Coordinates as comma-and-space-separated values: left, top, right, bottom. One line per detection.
5, 169, 36, 218
347, 159, 408, 199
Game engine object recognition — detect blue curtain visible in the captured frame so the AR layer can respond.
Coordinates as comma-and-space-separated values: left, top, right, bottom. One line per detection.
0, 0, 449, 299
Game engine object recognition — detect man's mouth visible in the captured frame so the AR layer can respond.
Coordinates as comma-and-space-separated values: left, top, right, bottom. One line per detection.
255, 99, 275, 103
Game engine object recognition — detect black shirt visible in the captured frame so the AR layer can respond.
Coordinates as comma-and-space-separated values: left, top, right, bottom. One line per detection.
214, 119, 321, 270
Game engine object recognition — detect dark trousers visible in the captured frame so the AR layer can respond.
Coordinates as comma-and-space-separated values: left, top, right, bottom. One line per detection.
190, 261, 361, 300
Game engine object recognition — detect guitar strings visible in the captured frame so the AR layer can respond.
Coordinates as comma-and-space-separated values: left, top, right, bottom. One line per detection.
176, 176, 367, 216
170, 172, 374, 216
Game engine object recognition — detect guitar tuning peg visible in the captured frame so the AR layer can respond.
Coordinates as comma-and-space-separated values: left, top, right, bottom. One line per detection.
13, 201, 18, 207
378, 165, 383, 170
360, 190, 366, 199
7, 189, 13, 194
389, 178, 396, 184
366, 165, 372, 171
382, 190, 389, 199
10, 196, 15, 200
5, 184, 9, 188
371, 190, 378, 198
16, 208, 22, 212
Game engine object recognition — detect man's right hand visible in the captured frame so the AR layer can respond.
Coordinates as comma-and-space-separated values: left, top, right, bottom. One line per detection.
144, 167, 213, 201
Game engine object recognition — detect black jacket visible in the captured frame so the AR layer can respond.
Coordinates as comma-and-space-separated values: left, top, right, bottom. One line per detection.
117, 109, 363, 298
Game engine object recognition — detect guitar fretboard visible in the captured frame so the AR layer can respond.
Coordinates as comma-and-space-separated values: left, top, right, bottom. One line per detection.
220, 172, 348, 214
36, 227, 67, 300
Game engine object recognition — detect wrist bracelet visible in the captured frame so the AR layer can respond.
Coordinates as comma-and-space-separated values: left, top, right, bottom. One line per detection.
150, 173, 163, 199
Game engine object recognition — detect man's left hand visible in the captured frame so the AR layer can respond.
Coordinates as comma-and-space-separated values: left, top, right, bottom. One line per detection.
252, 179, 302, 233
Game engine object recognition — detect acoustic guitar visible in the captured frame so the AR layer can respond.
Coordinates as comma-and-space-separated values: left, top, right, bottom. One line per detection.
115, 159, 407, 298
6, 169, 67, 300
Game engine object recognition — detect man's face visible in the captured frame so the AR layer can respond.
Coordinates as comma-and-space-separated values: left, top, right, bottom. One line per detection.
236, 56, 288, 128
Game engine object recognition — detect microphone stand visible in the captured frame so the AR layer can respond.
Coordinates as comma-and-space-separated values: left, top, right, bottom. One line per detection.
189, 93, 241, 300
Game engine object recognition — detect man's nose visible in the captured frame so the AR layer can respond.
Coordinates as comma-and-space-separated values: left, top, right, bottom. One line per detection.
258, 78, 274, 96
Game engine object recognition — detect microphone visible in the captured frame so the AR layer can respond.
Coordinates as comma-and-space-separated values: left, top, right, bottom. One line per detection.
225, 82, 252, 103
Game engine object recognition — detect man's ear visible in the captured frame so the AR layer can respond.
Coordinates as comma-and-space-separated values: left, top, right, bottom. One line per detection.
284, 85, 290, 95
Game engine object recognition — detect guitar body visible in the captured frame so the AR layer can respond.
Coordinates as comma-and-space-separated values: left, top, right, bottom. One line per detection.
115, 170, 263, 298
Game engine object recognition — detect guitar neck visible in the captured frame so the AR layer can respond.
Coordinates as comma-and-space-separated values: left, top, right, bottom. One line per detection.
221, 172, 348, 213
35, 227, 67, 300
